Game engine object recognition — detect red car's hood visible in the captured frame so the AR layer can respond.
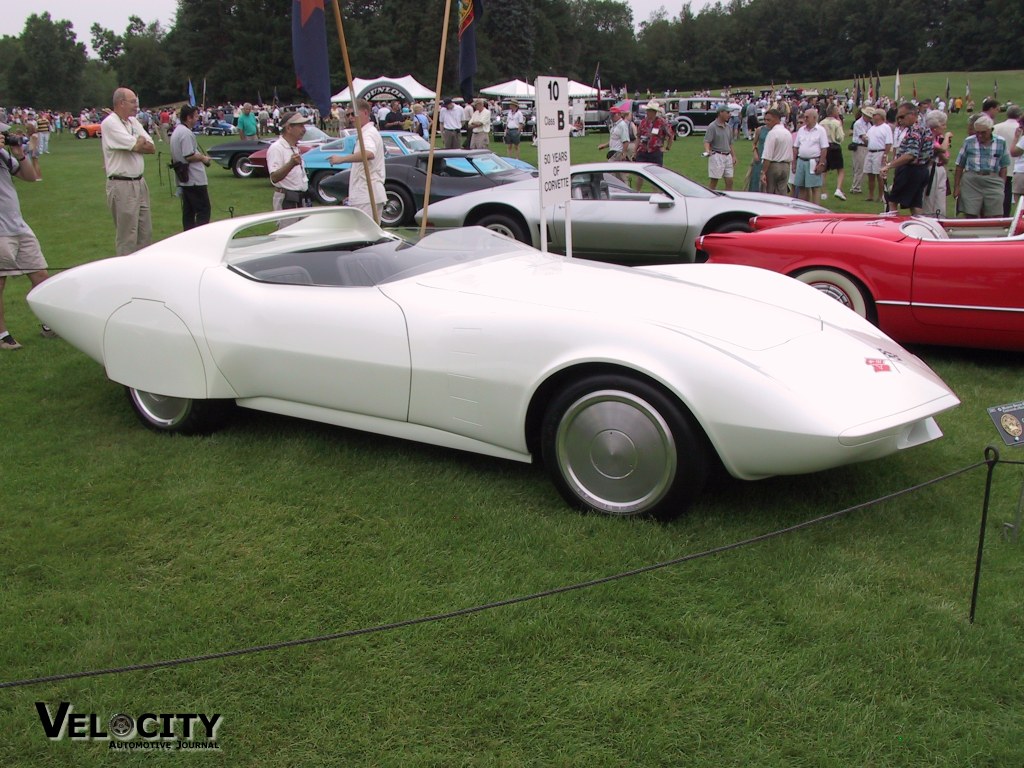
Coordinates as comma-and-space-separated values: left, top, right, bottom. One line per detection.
751, 212, 908, 231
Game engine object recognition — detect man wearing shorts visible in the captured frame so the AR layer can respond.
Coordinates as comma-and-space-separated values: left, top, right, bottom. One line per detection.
704, 107, 735, 190
863, 108, 893, 202
791, 108, 829, 203
883, 103, 934, 215
504, 101, 525, 160
0, 123, 54, 350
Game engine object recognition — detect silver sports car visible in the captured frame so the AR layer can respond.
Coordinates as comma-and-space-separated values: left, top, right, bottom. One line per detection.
416, 161, 826, 264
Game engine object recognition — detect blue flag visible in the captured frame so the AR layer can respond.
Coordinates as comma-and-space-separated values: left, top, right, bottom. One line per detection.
292, 0, 332, 117
187, 79, 196, 107
458, 0, 483, 102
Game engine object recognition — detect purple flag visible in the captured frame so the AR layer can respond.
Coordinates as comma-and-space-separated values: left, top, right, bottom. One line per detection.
458, 0, 483, 102
292, 0, 332, 116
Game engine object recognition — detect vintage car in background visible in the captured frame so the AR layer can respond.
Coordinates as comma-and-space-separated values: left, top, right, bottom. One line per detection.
320, 150, 535, 225
698, 201, 1024, 351
27, 208, 958, 520
74, 122, 103, 139
418, 162, 826, 264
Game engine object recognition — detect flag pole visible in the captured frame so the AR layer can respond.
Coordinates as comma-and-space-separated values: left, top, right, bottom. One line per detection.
420, 0, 455, 238
329, 0, 377, 220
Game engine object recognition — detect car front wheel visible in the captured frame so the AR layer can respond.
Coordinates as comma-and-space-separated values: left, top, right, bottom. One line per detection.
541, 375, 710, 519
795, 268, 874, 321
381, 185, 414, 227
75, 128, 88, 140
675, 120, 693, 138
231, 155, 255, 179
126, 387, 226, 435
476, 213, 529, 243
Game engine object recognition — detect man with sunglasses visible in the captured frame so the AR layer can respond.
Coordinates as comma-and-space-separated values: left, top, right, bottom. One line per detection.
881, 103, 933, 214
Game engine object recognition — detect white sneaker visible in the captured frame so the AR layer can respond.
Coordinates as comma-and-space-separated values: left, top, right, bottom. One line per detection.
834, 189, 846, 200
820, 193, 828, 200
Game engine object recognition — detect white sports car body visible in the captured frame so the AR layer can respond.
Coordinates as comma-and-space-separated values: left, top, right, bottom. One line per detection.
29, 209, 959, 519
416, 161, 827, 264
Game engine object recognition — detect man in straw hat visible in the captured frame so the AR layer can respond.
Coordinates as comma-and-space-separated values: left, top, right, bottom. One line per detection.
635, 100, 674, 167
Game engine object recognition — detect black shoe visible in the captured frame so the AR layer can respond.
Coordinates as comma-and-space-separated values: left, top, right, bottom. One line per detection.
40, 324, 58, 338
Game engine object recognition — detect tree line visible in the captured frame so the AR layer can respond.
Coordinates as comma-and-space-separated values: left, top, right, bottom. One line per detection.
0, 0, 1018, 111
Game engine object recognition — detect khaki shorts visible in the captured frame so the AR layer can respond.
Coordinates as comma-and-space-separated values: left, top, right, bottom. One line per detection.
0, 233, 47, 276
1013, 174, 1024, 196
708, 153, 734, 179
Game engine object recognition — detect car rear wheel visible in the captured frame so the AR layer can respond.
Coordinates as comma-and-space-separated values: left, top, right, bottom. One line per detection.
795, 268, 874, 321
711, 220, 753, 235
675, 120, 693, 138
381, 185, 414, 227
312, 171, 340, 205
126, 387, 227, 435
75, 128, 88, 140
231, 154, 255, 179
476, 213, 529, 244
541, 375, 709, 519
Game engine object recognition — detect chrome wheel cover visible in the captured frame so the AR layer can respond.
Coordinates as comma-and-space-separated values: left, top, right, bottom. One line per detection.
381, 192, 405, 226
808, 281, 854, 309
129, 389, 192, 428
484, 221, 518, 239
556, 389, 677, 515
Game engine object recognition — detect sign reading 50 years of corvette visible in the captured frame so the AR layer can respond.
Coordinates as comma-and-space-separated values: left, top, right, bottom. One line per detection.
535, 76, 571, 207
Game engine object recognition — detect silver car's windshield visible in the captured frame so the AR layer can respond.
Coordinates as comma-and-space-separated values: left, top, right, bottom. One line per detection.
646, 166, 718, 199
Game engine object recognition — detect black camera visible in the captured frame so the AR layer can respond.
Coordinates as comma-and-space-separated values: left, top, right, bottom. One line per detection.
2, 131, 27, 148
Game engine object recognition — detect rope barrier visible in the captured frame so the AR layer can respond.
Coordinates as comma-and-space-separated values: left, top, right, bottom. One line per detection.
0, 459, 993, 690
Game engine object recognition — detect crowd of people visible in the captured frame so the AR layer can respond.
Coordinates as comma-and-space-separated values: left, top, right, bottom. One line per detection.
1, 83, 1022, 353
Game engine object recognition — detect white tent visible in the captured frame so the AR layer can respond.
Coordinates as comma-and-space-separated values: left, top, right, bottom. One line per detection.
331, 75, 434, 103
480, 79, 536, 99
567, 80, 598, 98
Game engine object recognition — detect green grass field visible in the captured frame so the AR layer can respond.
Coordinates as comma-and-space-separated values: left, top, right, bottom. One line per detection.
2, 80, 1023, 765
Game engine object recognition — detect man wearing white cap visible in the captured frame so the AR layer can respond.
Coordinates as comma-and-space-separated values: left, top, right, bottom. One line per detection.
267, 110, 312, 212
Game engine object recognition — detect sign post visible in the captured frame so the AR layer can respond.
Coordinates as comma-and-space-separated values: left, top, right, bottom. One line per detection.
535, 76, 572, 257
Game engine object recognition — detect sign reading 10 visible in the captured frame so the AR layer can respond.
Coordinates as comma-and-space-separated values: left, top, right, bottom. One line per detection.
546, 80, 566, 131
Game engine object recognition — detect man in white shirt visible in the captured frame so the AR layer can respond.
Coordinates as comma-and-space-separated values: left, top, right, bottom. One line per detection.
791, 108, 829, 203
267, 111, 310, 212
327, 98, 386, 225
759, 109, 793, 196
863, 108, 894, 202
504, 101, 526, 160
849, 107, 871, 193
993, 105, 1021, 215
598, 108, 630, 162
440, 99, 463, 149
468, 99, 491, 149
100, 87, 155, 255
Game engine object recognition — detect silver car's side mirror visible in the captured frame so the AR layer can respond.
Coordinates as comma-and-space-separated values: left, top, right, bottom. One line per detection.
649, 193, 674, 209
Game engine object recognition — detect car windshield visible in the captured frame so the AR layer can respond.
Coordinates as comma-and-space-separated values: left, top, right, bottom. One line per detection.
399, 135, 431, 152
646, 166, 718, 199
299, 125, 333, 143
468, 153, 516, 175
226, 211, 533, 287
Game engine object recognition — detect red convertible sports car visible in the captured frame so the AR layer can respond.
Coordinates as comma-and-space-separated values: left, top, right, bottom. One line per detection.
697, 200, 1024, 352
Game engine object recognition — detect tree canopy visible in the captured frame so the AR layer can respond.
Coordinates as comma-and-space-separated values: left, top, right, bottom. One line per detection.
0, 0, 1017, 109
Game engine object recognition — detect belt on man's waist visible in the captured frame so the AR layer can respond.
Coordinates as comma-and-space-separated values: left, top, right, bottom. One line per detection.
798, 156, 820, 161
868, 149, 885, 152
711, 150, 731, 155
763, 159, 790, 165
108, 175, 142, 181
968, 170, 996, 176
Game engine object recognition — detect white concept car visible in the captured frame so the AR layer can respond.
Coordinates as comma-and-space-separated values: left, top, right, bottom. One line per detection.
28, 209, 960, 519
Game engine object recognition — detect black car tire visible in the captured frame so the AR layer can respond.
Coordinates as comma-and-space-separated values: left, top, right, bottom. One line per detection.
75, 128, 88, 140
476, 213, 529, 244
312, 171, 341, 205
126, 387, 228, 435
675, 119, 694, 138
711, 220, 753, 235
541, 374, 709, 519
381, 185, 414, 227
231, 154, 255, 179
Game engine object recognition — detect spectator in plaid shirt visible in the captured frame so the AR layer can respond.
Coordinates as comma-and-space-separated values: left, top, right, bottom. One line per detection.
953, 114, 1010, 218
882, 103, 933, 214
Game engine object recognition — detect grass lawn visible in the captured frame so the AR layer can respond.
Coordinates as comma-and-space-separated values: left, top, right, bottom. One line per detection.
1, 92, 1023, 766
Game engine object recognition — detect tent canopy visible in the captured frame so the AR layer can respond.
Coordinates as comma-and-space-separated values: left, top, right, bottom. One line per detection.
567, 80, 599, 98
480, 79, 536, 99
332, 75, 434, 103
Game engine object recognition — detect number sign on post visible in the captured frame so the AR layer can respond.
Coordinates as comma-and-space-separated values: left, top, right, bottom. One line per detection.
535, 76, 573, 256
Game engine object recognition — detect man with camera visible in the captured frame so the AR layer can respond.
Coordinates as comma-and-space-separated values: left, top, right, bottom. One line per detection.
0, 122, 55, 350
170, 105, 213, 231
